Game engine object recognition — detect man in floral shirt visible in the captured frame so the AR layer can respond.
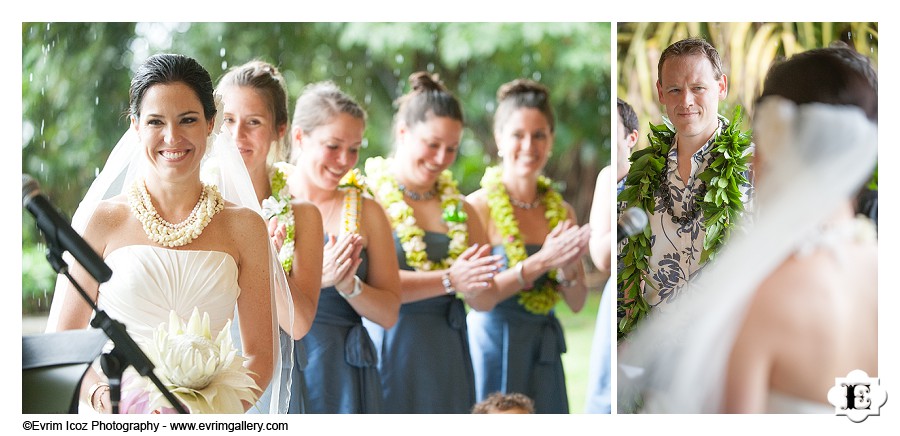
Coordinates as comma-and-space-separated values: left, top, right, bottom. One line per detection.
617, 38, 754, 331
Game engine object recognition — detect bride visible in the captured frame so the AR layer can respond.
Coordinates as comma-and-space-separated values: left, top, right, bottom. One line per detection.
45, 53, 292, 414
618, 44, 878, 413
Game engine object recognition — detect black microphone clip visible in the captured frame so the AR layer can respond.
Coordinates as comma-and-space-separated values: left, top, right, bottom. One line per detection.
23, 174, 112, 283
617, 207, 649, 242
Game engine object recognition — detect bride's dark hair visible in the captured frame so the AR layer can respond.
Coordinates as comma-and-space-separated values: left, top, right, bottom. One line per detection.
130, 53, 217, 122
758, 43, 877, 122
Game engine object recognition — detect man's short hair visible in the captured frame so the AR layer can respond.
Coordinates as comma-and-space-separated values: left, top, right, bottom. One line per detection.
617, 97, 639, 135
658, 37, 724, 81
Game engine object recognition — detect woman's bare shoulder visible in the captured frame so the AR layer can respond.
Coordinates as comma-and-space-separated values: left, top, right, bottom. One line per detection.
465, 188, 488, 206
751, 247, 875, 330
360, 195, 385, 212
88, 195, 132, 228
291, 198, 322, 219
217, 202, 266, 236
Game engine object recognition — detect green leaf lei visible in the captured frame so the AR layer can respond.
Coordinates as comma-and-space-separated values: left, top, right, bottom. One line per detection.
364, 156, 469, 271
616, 106, 752, 340
262, 162, 297, 274
481, 166, 567, 315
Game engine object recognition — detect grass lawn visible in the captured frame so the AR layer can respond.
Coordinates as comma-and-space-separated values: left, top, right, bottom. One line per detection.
556, 273, 610, 413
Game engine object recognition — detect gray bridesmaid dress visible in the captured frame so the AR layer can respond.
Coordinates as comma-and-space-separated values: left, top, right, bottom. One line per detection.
366, 231, 476, 413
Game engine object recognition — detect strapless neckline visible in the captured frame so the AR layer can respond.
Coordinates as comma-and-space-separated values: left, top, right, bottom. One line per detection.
105, 244, 237, 267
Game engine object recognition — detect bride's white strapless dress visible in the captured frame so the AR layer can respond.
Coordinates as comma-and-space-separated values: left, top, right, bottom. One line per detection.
89, 245, 241, 414
766, 391, 833, 414
98, 245, 241, 344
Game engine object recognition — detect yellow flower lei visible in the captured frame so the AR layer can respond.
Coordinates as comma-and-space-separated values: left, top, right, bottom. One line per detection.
364, 156, 469, 271
337, 168, 367, 237
262, 162, 296, 273
481, 166, 567, 315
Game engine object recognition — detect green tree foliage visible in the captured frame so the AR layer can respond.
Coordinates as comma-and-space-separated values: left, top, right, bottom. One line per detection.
22, 22, 611, 310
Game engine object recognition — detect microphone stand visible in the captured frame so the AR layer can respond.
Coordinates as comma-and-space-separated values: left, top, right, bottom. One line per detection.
44, 243, 188, 414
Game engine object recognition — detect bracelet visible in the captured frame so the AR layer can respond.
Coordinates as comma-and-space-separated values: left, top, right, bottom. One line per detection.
515, 261, 532, 290
558, 278, 578, 288
441, 272, 456, 294
556, 268, 577, 288
87, 382, 110, 412
338, 275, 363, 299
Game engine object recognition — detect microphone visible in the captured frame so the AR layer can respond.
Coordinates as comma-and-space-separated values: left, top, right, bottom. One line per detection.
23, 174, 112, 283
617, 207, 648, 242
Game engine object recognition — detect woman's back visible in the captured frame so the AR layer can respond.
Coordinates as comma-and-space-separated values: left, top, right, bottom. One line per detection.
726, 215, 877, 411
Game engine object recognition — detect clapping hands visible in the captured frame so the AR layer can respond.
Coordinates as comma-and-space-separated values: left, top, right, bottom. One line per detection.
322, 233, 364, 290
531, 220, 591, 273
446, 243, 502, 298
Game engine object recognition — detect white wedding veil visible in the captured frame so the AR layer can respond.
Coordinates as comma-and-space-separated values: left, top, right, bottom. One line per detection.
617, 97, 878, 413
44, 127, 294, 414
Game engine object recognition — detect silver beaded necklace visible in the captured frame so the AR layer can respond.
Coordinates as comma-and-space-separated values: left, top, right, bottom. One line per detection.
509, 196, 542, 210
398, 183, 438, 201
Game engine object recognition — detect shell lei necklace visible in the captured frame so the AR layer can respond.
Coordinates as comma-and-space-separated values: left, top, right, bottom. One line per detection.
615, 106, 752, 340
364, 156, 468, 271
128, 180, 225, 248
261, 162, 296, 273
481, 166, 566, 315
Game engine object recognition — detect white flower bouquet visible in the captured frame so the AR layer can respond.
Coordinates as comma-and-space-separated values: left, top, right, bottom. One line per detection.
138, 308, 260, 414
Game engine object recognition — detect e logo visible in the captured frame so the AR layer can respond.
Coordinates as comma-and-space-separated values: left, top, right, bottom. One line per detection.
828, 370, 887, 422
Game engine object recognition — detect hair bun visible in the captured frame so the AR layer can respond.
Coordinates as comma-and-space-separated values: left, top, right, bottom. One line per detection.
497, 78, 549, 101
304, 80, 340, 95
409, 71, 445, 93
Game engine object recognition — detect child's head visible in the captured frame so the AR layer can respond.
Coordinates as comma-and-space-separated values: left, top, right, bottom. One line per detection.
471, 392, 535, 414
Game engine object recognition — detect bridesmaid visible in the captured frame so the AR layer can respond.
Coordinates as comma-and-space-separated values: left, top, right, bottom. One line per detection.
465, 78, 591, 413
363, 72, 502, 413
216, 60, 323, 412
288, 81, 401, 413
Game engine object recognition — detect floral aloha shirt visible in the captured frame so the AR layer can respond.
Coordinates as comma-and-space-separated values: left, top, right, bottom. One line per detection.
617, 120, 754, 310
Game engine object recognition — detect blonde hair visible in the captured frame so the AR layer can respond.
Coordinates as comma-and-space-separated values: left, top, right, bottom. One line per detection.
215, 60, 290, 163
292, 81, 366, 137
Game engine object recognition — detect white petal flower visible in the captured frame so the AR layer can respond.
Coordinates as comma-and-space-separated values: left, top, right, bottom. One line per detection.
261, 196, 288, 220
200, 161, 221, 186
386, 201, 407, 218
402, 236, 422, 253
141, 308, 259, 414
272, 161, 294, 179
